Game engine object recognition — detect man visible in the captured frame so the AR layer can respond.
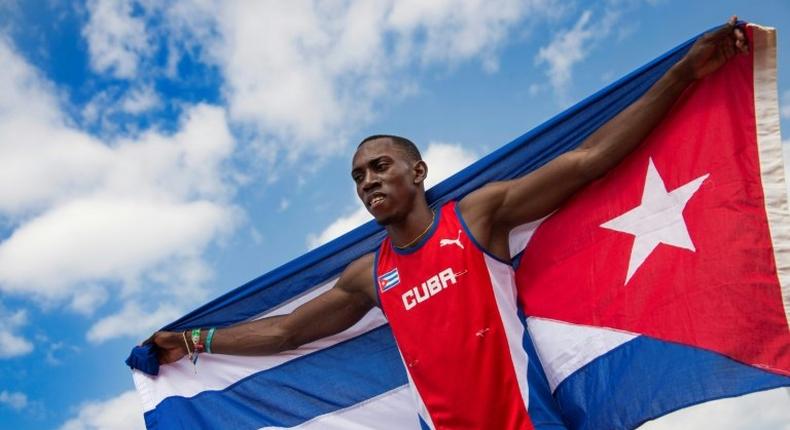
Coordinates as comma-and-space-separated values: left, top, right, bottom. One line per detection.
151, 18, 747, 429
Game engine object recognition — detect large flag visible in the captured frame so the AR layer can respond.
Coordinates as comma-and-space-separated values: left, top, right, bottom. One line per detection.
127, 24, 789, 430
513, 24, 790, 430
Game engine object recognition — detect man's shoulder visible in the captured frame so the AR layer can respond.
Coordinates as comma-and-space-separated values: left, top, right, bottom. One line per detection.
338, 253, 375, 294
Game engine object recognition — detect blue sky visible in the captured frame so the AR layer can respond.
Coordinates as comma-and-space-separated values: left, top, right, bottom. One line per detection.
0, 1, 788, 429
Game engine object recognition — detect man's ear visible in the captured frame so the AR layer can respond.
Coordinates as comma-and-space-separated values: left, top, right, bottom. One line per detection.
413, 160, 428, 185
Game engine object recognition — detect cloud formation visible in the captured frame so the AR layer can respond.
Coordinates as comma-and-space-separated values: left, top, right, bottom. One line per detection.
0, 390, 28, 410
0, 39, 238, 340
59, 390, 144, 430
0, 304, 32, 358
86, 301, 182, 343
534, 6, 621, 103
82, 0, 561, 166
82, 0, 151, 79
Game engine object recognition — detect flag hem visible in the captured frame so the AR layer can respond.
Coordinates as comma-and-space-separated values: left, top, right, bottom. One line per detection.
751, 24, 790, 330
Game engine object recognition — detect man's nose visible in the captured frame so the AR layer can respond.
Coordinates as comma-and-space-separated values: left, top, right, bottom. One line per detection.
361, 171, 379, 191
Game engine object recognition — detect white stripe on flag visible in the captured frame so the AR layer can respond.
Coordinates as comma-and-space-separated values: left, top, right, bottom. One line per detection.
258, 385, 419, 430
526, 317, 638, 392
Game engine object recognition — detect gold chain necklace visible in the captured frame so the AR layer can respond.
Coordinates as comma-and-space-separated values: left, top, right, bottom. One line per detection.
394, 211, 435, 249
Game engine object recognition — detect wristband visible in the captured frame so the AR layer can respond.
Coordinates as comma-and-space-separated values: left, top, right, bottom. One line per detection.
206, 327, 216, 354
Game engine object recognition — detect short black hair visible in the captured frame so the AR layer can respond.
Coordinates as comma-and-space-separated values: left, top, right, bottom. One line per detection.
357, 134, 422, 162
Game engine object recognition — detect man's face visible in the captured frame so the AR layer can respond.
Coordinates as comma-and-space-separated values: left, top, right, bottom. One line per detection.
351, 139, 424, 225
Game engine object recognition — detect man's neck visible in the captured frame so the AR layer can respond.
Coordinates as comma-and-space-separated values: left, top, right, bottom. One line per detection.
386, 201, 435, 248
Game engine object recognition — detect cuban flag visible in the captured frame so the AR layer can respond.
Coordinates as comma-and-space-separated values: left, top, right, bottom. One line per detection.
378, 268, 401, 292
126, 23, 789, 430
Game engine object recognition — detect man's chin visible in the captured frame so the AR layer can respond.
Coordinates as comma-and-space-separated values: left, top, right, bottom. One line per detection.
372, 212, 394, 226
373, 215, 392, 226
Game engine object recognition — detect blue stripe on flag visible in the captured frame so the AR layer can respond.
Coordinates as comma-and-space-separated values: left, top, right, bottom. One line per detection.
145, 326, 408, 429
554, 335, 790, 430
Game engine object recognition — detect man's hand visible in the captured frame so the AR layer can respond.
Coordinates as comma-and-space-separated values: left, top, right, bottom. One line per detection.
678, 16, 749, 81
148, 331, 188, 365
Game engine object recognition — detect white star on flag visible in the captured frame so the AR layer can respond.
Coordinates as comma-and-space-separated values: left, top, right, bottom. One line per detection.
601, 157, 709, 284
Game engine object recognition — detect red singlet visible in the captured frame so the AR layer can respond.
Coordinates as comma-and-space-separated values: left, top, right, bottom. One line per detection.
375, 202, 534, 430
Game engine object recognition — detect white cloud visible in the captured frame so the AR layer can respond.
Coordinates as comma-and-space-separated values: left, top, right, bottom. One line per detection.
0, 390, 28, 410
421, 141, 479, 189
120, 84, 160, 114
535, 10, 596, 100
82, 0, 151, 79
0, 198, 232, 296
387, 0, 524, 66
535, 7, 620, 102
0, 330, 33, 358
307, 141, 478, 248
81, 84, 161, 130
43, 340, 68, 365
639, 388, 790, 430
69, 285, 109, 315
87, 302, 182, 343
307, 207, 373, 249
781, 90, 790, 119
60, 390, 145, 430
0, 38, 240, 341
0, 304, 33, 358
158, 0, 560, 164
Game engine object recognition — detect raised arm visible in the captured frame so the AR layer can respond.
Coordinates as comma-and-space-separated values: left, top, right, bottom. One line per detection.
460, 17, 747, 259
151, 253, 377, 364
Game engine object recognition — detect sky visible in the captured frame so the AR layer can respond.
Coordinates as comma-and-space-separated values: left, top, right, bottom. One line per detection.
0, 1, 788, 429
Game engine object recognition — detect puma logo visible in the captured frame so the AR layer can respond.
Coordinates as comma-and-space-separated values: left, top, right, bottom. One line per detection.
439, 230, 464, 249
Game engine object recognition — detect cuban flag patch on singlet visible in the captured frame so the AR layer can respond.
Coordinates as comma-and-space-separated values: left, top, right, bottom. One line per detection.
378, 268, 400, 292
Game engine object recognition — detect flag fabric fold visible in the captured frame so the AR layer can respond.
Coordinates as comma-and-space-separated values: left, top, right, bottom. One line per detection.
128, 24, 789, 430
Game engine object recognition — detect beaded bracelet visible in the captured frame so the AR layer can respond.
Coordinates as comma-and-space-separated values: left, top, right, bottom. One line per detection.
186, 328, 204, 373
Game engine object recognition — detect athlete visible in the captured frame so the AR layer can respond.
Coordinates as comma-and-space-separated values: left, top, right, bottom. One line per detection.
150, 18, 747, 429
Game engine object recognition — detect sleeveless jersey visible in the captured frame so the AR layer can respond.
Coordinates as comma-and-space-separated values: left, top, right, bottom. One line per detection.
375, 202, 534, 430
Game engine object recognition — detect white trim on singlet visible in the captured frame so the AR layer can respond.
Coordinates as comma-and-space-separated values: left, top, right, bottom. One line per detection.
396, 349, 437, 430
484, 253, 531, 412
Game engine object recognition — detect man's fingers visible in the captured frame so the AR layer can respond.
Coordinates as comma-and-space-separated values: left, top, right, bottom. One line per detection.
734, 27, 749, 53
700, 17, 749, 57
723, 41, 735, 59
736, 39, 748, 54
705, 16, 738, 41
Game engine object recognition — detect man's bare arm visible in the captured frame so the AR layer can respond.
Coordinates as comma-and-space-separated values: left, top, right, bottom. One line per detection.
460, 18, 747, 258
151, 253, 376, 364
